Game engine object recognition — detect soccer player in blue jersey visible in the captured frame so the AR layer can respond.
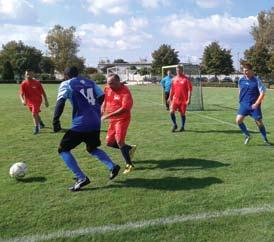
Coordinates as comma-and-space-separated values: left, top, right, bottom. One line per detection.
236, 63, 270, 145
52, 66, 120, 191
160, 70, 173, 110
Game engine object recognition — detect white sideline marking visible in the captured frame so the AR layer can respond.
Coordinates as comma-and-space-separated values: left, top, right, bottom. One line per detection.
2, 205, 274, 242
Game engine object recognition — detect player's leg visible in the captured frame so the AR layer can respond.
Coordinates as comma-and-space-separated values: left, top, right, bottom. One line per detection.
165, 92, 170, 110
32, 113, 40, 134
170, 103, 178, 132
252, 108, 270, 145
179, 104, 187, 132
58, 130, 90, 191
236, 103, 250, 144
37, 114, 45, 128
86, 131, 120, 180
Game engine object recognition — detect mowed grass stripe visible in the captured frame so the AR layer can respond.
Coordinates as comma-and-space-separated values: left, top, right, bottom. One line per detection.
2, 204, 274, 242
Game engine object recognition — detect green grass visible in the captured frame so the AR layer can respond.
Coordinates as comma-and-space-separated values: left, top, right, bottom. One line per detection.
1, 84, 274, 242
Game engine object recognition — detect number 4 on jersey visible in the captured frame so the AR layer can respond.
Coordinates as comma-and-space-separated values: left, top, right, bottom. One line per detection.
80, 88, 95, 105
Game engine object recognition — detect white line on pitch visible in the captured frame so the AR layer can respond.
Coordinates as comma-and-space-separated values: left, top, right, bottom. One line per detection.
2, 205, 274, 242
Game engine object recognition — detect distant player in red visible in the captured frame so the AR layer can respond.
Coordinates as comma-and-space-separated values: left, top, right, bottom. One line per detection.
19, 69, 49, 134
101, 74, 136, 174
168, 64, 192, 132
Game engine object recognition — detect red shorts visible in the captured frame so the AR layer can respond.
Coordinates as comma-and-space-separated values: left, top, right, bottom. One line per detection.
27, 103, 41, 115
170, 102, 187, 115
106, 119, 130, 145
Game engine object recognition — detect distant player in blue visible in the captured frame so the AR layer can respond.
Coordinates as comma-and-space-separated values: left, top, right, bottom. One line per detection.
52, 66, 120, 191
160, 70, 173, 110
236, 63, 270, 145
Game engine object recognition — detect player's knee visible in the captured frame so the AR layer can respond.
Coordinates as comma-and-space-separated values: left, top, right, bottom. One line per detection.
58, 145, 69, 153
86, 146, 96, 153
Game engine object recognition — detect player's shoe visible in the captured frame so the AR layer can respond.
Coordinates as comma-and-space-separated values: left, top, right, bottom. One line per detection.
179, 127, 185, 132
123, 164, 134, 174
129, 145, 137, 161
39, 121, 45, 128
69, 176, 90, 192
33, 126, 40, 135
244, 135, 251, 145
109, 165, 121, 180
172, 124, 178, 132
263, 139, 272, 146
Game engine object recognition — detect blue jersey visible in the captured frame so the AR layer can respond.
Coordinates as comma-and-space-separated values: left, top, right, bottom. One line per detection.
57, 77, 104, 132
238, 76, 266, 104
160, 75, 173, 93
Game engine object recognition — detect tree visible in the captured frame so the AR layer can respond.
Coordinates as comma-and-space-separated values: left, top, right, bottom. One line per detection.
2, 61, 14, 80
244, 45, 271, 78
45, 25, 85, 73
39, 56, 54, 74
0, 41, 42, 78
201, 42, 234, 76
151, 44, 180, 75
251, 7, 274, 53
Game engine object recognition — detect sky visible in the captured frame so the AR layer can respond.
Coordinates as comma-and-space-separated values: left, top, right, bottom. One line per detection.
0, 0, 273, 70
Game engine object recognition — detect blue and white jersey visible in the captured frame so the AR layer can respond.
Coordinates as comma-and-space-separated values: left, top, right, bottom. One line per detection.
238, 75, 266, 104
160, 75, 173, 93
57, 77, 104, 132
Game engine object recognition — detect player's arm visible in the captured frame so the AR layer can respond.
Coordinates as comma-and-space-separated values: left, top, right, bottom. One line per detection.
52, 81, 70, 132
251, 79, 266, 109
168, 82, 174, 103
19, 84, 26, 105
186, 79, 193, 105
41, 84, 49, 107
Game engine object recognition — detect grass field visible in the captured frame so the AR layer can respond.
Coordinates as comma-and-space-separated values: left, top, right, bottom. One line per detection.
1, 84, 274, 242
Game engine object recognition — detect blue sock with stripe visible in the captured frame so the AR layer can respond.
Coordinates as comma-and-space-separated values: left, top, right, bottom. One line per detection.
90, 148, 115, 170
238, 123, 249, 137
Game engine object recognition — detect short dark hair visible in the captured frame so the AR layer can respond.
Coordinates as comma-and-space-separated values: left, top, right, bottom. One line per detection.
108, 73, 120, 81
64, 66, 79, 78
242, 63, 253, 70
25, 69, 33, 73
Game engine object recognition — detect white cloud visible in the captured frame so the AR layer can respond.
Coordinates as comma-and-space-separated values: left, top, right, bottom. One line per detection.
161, 14, 257, 63
194, 0, 232, 9
78, 18, 151, 51
40, 0, 62, 4
0, 0, 38, 24
0, 24, 47, 50
141, 0, 169, 8
85, 0, 129, 15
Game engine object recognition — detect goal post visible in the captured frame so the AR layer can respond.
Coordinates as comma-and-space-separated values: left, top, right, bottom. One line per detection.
161, 64, 204, 111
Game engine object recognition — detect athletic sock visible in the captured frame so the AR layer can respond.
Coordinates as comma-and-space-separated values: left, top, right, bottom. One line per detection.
90, 148, 115, 170
170, 113, 177, 126
238, 123, 250, 137
258, 125, 267, 141
120, 145, 132, 165
60, 151, 86, 179
181, 115, 186, 128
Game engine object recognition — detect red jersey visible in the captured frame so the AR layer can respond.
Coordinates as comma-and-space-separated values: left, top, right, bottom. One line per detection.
20, 79, 45, 105
170, 74, 192, 104
104, 84, 133, 121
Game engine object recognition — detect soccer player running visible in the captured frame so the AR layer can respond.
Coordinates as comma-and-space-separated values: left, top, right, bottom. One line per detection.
19, 69, 49, 134
52, 66, 120, 192
236, 63, 270, 145
101, 74, 136, 174
160, 70, 173, 110
168, 64, 192, 132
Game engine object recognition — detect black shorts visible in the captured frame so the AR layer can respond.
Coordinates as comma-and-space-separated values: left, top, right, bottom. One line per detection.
58, 129, 101, 153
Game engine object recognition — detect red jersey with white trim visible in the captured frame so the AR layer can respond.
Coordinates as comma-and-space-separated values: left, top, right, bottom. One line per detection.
104, 84, 133, 121
170, 74, 192, 104
20, 79, 45, 105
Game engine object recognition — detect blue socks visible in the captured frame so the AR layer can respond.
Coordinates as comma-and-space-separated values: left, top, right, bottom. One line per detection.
170, 113, 177, 126
90, 148, 115, 170
181, 115, 186, 128
60, 151, 86, 179
238, 123, 250, 137
258, 125, 267, 141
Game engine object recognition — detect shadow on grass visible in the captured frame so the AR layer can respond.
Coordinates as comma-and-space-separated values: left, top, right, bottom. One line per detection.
84, 176, 223, 191
184, 129, 259, 134
16, 176, 47, 183
136, 158, 230, 171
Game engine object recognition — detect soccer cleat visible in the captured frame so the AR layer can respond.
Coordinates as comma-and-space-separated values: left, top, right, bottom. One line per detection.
40, 121, 45, 128
244, 135, 251, 145
109, 165, 121, 180
179, 127, 185, 132
33, 126, 40, 135
123, 164, 134, 174
129, 145, 137, 161
172, 124, 178, 132
264, 139, 272, 146
69, 176, 90, 192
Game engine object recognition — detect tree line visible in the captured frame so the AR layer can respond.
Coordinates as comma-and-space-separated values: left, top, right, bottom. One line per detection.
0, 7, 273, 82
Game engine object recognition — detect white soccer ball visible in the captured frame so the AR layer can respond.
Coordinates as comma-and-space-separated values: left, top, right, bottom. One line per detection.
9, 162, 28, 178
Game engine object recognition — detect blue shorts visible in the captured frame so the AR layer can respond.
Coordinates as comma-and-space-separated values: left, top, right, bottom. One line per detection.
237, 103, 262, 121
